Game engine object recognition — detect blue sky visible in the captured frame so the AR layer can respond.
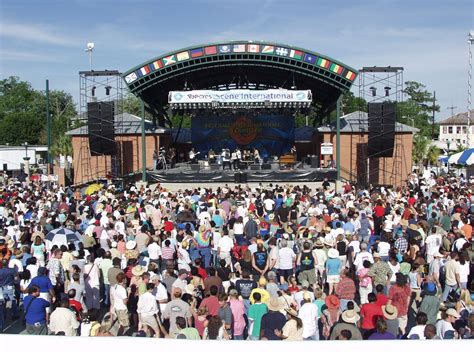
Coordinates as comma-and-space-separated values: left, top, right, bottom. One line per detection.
1, 0, 473, 120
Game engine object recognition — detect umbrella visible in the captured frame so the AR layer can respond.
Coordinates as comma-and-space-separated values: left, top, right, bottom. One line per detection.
438, 156, 449, 164
84, 183, 103, 195
46, 227, 82, 247
448, 148, 474, 165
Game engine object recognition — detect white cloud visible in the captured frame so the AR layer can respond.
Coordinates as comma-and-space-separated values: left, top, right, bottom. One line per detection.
0, 22, 76, 46
0, 50, 62, 62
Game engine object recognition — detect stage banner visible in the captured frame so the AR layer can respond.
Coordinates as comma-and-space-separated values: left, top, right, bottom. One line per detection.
192, 114, 295, 157
169, 89, 312, 104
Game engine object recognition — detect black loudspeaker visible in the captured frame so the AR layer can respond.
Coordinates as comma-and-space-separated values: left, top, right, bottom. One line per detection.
234, 172, 241, 183
368, 102, 395, 157
2, 164, 7, 171
250, 164, 260, 171
88, 101, 116, 156
210, 164, 220, 171
311, 156, 319, 168
261, 163, 271, 170
190, 164, 200, 171
240, 172, 248, 183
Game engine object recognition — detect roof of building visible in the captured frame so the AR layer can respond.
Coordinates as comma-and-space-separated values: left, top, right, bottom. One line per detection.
316, 111, 418, 133
438, 110, 474, 125
66, 113, 168, 136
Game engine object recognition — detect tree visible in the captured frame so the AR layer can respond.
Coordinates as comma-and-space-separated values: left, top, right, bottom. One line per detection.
398, 81, 439, 138
342, 90, 367, 114
412, 134, 441, 170
0, 111, 44, 145
50, 135, 72, 159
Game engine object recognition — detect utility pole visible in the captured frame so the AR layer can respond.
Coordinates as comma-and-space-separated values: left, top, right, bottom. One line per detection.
46, 79, 51, 174
431, 91, 436, 140
447, 105, 457, 118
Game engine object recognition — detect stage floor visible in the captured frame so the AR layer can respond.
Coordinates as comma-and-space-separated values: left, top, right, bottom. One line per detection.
147, 164, 337, 183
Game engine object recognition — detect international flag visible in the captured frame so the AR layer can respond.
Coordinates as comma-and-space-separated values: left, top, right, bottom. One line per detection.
289, 49, 303, 60
204, 46, 217, 55
140, 66, 150, 76
303, 53, 316, 64
150, 60, 162, 70
177, 51, 190, 61
124, 72, 137, 83
330, 63, 343, 74
233, 44, 246, 53
345, 71, 356, 81
247, 44, 260, 53
163, 55, 176, 66
261, 45, 274, 54
275, 47, 289, 56
191, 48, 204, 58
317, 57, 330, 68
219, 45, 231, 53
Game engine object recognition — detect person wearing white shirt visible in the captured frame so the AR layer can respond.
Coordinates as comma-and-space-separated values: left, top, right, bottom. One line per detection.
425, 228, 442, 263
298, 296, 319, 340
278, 239, 295, 283
151, 275, 169, 320
48, 300, 80, 336
137, 283, 161, 337
217, 233, 234, 266
147, 237, 162, 263
353, 244, 374, 271
376, 238, 391, 261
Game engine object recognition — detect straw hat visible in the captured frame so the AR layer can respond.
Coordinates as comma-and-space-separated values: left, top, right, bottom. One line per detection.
341, 309, 360, 323
132, 265, 146, 276
314, 238, 324, 247
328, 248, 339, 258
382, 304, 398, 320
408, 224, 418, 231
126, 240, 137, 250
267, 297, 282, 312
285, 308, 298, 318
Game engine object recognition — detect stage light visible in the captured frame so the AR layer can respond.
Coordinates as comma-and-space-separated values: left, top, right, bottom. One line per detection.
370, 86, 377, 97
105, 86, 112, 95
91, 86, 96, 96
384, 86, 391, 97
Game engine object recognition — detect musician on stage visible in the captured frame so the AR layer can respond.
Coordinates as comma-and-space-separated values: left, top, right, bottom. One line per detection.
232, 148, 241, 170
168, 147, 176, 168
189, 148, 198, 164
253, 147, 261, 164
222, 149, 231, 170
290, 145, 297, 156
208, 148, 216, 164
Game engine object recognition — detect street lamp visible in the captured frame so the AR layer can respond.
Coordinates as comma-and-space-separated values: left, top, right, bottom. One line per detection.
467, 30, 474, 147
23, 141, 30, 178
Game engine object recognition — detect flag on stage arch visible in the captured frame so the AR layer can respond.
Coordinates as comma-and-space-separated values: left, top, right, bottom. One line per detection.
233, 44, 246, 52
219, 45, 231, 53
289, 49, 303, 60
191, 48, 204, 58
150, 60, 162, 70
247, 44, 260, 53
163, 55, 176, 66
177, 51, 190, 61
275, 47, 289, 56
125, 72, 137, 83
204, 46, 217, 55
330, 63, 343, 74
303, 53, 316, 64
345, 70, 356, 81
317, 57, 330, 68
261, 45, 274, 54
140, 66, 150, 76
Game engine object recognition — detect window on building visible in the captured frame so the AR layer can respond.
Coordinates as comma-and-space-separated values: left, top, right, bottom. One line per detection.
463, 127, 467, 134
457, 139, 461, 144
457, 126, 462, 134
449, 126, 453, 134
443, 126, 447, 134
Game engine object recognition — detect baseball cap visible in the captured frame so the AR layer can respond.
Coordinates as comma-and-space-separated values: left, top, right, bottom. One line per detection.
446, 308, 460, 319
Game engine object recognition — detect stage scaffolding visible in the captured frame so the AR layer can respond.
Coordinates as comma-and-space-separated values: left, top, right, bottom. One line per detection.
77, 70, 124, 183
357, 66, 405, 187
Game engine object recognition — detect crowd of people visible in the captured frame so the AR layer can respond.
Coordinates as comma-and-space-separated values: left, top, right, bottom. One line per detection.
0, 172, 473, 341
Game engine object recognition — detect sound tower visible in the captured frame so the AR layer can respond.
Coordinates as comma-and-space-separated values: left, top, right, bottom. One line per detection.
368, 102, 396, 157
87, 101, 116, 156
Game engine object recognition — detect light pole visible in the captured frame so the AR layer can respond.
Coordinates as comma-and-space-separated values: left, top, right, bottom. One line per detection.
23, 141, 30, 178
84, 42, 94, 71
467, 31, 474, 147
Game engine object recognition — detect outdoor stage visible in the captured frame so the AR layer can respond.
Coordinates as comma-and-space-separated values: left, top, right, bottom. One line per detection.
147, 163, 336, 183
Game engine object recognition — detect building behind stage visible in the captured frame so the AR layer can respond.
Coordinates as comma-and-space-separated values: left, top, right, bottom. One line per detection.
67, 111, 416, 187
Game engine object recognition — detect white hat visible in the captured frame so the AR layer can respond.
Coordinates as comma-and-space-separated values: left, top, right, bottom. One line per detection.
328, 248, 339, 258
126, 240, 137, 250
111, 241, 118, 248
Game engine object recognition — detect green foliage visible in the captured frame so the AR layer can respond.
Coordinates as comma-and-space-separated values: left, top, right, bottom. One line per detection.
0, 111, 45, 145
342, 91, 367, 114
412, 134, 440, 167
51, 134, 72, 158
398, 81, 439, 138
170, 112, 192, 128
453, 144, 467, 154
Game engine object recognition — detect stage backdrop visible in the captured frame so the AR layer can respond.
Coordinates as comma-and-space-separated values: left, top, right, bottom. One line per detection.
192, 113, 295, 157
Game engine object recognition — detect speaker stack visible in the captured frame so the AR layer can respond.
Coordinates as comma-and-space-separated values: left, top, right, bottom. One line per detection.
368, 102, 396, 157
87, 101, 116, 156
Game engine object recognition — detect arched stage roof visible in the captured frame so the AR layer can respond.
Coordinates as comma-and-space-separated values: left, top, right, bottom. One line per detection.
122, 41, 358, 124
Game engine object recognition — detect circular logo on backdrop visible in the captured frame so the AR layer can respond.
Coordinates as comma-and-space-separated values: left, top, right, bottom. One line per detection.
296, 92, 305, 100
229, 116, 257, 145
173, 92, 183, 101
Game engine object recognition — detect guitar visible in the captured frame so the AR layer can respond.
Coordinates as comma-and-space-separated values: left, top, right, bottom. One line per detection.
189, 151, 200, 160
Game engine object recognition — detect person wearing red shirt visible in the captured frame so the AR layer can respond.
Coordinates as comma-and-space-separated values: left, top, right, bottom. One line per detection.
199, 285, 220, 316
67, 289, 83, 321
375, 284, 388, 307
360, 292, 384, 339
194, 258, 208, 280
387, 273, 411, 335
163, 217, 174, 232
